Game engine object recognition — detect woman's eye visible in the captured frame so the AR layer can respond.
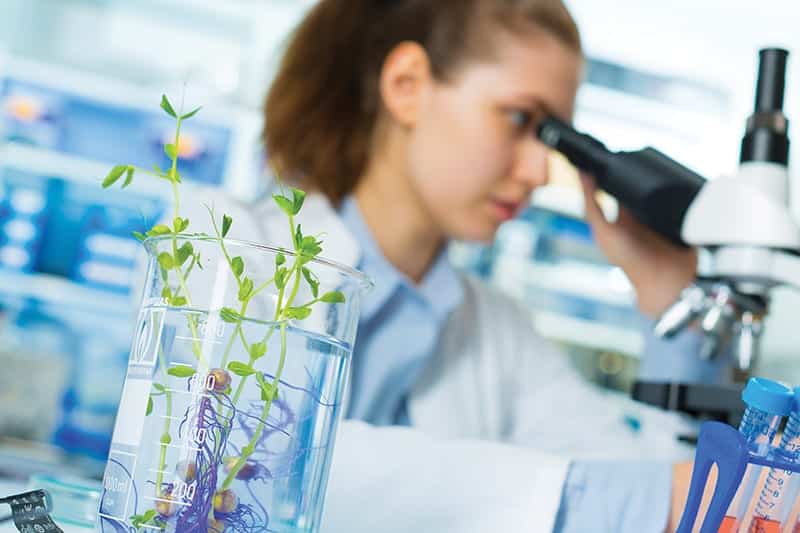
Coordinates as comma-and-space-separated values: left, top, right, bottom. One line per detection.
509, 109, 534, 130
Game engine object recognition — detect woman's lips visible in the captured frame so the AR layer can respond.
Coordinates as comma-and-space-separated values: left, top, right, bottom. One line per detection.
490, 199, 522, 222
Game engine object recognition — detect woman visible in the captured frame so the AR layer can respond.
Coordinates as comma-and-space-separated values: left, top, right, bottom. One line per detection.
202, 0, 715, 530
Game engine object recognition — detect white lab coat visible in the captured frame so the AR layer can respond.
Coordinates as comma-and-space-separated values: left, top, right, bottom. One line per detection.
177, 188, 697, 533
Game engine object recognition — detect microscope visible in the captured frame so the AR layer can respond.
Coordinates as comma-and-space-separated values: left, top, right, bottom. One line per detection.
537, 48, 797, 424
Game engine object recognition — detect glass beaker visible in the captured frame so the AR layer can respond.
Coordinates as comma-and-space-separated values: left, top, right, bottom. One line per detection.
97, 235, 371, 533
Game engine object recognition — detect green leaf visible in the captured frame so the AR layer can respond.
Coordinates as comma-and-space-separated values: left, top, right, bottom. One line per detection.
161, 286, 173, 300
131, 509, 158, 529
299, 236, 322, 258
275, 252, 286, 267
284, 306, 312, 320
261, 383, 276, 402
250, 341, 267, 360
173, 217, 189, 233
153, 383, 166, 393
238, 277, 253, 301
222, 214, 232, 238
255, 373, 277, 402
227, 361, 255, 377
132, 231, 146, 242
160, 94, 177, 118
122, 166, 135, 188
301, 267, 319, 298
181, 106, 202, 120
291, 188, 306, 214
273, 194, 294, 217
158, 252, 174, 270
294, 224, 303, 249
164, 143, 177, 160
261, 382, 276, 402
220, 307, 241, 323
320, 291, 345, 304
146, 396, 153, 416
168, 365, 196, 378
170, 296, 187, 306
160, 266, 169, 283
102, 165, 127, 188
231, 256, 244, 277
275, 267, 289, 290
176, 241, 194, 265
147, 224, 172, 237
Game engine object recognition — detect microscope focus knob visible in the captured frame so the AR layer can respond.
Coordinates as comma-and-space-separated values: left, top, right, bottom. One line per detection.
699, 286, 737, 359
654, 284, 709, 338
732, 311, 763, 372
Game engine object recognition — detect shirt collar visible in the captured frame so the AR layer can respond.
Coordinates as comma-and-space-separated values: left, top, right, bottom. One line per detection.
338, 195, 464, 323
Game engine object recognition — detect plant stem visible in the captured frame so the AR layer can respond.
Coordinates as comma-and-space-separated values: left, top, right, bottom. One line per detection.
169, 118, 182, 214
222, 322, 288, 489
220, 299, 250, 370
228, 259, 296, 407
162, 116, 205, 362
250, 275, 276, 299
155, 343, 173, 497
222, 257, 303, 487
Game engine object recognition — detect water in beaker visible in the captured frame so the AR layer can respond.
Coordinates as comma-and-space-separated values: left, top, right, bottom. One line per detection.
98, 236, 370, 533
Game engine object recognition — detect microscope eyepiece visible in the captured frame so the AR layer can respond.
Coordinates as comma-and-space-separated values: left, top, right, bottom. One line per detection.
536, 116, 609, 178
741, 48, 790, 165
535, 115, 704, 245
755, 48, 789, 113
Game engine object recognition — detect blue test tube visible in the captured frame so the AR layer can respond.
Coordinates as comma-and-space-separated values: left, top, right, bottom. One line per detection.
749, 391, 800, 531
718, 378, 793, 533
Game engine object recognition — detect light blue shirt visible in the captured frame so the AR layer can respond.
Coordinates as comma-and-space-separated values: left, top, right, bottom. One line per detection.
338, 196, 722, 531
339, 196, 463, 425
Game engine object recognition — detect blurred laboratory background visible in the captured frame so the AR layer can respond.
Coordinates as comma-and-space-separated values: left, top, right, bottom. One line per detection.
0, 0, 798, 479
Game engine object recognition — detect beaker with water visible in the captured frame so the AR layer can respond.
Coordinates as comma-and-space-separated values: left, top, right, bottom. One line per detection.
97, 235, 371, 533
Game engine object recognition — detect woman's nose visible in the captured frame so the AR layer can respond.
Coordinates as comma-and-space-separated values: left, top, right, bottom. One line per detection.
511, 138, 549, 189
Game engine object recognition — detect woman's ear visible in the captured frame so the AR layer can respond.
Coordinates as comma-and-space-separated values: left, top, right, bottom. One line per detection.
379, 41, 433, 127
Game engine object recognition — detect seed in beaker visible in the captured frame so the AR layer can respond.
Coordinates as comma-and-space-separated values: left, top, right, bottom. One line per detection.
208, 368, 232, 392
224, 458, 256, 481
175, 460, 197, 482
213, 489, 238, 514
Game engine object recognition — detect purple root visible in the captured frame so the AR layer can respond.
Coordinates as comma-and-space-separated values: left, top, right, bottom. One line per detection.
245, 478, 272, 527
171, 391, 232, 532
216, 502, 277, 533
262, 369, 338, 408
134, 365, 341, 533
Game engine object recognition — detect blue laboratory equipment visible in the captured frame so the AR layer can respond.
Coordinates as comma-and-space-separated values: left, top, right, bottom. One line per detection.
719, 378, 792, 532
750, 389, 800, 531
0, 80, 63, 148
0, 78, 233, 186
0, 168, 50, 274
677, 378, 798, 533
0, 56, 261, 473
